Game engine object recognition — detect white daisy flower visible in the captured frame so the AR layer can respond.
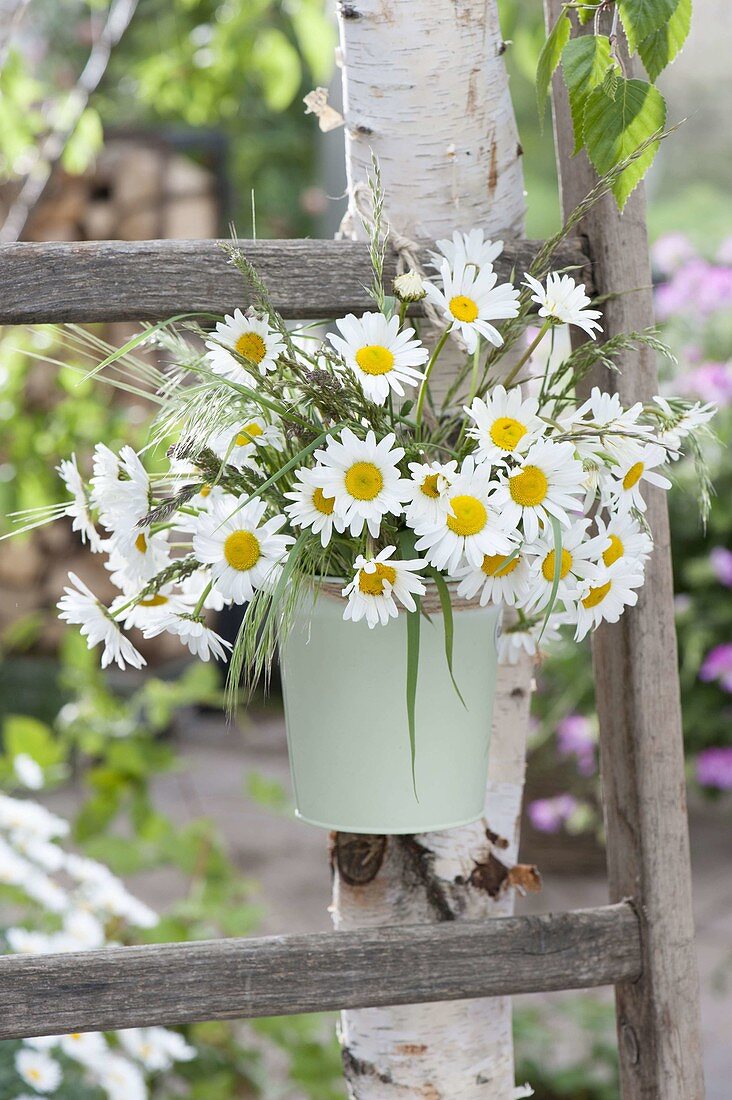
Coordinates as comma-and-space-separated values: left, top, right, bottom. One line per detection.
425, 259, 520, 352
650, 395, 717, 458
61, 909, 106, 950
594, 510, 653, 571
0, 795, 68, 840
606, 442, 672, 513
464, 385, 546, 465
57, 455, 103, 551
106, 529, 171, 587
393, 269, 426, 303
58, 573, 146, 670
413, 455, 516, 574
574, 559, 645, 641
315, 428, 411, 538
524, 518, 607, 613
118, 1026, 195, 1071
80, 874, 158, 928
565, 388, 653, 460
284, 465, 346, 548
498, 611, 569, 665
193, 497, 293, 604
342, 547, 427, 628
327, 311, 428, 405
15, 1048, 62, 1093
24, 870, 69, 912
523, 272, 602, 339
7, 927, 57, 954
205, 309, 285, 380
90, 444, 150, 533
143, 613, 232, 663
491, 439, 585, 544
210, 416, 284, 471
110, 584, 188, 632
95, 1052, 147, 1100
455, 547, 531, 608
60, 1031, 107, 1066
432, 229, 503, 272
404, 459, 458, 529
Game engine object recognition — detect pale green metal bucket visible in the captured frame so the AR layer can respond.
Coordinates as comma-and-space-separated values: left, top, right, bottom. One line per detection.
280, 586, 501, 834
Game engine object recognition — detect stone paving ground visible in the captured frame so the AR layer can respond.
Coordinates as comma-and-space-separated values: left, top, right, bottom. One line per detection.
45, 705, 732, 1098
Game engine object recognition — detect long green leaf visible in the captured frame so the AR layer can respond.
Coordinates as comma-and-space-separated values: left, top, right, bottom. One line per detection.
638, 0, 691, 81
81, 314, 214, 380
540, 514, 564, 642
561, 35, 612, 154
428, 567, 466, 708
406, 597, 421, 800
536, 11, 571, 125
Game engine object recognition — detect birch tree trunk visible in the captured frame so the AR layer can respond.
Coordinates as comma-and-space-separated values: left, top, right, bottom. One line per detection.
332, 3, 534, 1097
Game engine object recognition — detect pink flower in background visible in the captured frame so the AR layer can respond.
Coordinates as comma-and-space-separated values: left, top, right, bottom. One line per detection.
696, 747, 732, 791
556, 714, 597, 776
655, 260, 732, 321
710, 548, 732, 588
528, 794, 578, 834
651, 232, 697, 276
679, 361, 732, 407
699, 643, 732, 692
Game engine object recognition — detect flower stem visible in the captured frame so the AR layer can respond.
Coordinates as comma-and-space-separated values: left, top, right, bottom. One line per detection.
415, 328, 450, 428
502, 319, 552, 389
193, 579, 213, 618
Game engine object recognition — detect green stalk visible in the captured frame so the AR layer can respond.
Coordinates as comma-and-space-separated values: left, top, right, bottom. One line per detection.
415, 328, 451, 428
502, 318, 553, 389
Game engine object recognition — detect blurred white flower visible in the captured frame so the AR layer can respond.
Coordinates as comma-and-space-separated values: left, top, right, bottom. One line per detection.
12, 754, 44, 791
15, 1048, 62, 1094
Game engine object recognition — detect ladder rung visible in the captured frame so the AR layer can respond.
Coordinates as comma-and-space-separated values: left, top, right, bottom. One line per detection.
0, 903, 640, 1039
0, 237, 591, 325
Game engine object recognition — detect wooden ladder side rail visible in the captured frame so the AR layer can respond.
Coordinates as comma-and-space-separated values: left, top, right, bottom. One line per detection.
543, 3, 705, 1098
0, 237, 589, 324
0, 904, 640, 1041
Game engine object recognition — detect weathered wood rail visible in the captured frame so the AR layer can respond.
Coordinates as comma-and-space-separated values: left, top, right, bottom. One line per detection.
0, 237, 591, 324
0, 904, 639, 1040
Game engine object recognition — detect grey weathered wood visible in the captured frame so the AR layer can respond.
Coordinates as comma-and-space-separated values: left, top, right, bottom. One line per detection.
543, 4, 705, 1098
0, 904, 639, 1040
0, 237, 590, 324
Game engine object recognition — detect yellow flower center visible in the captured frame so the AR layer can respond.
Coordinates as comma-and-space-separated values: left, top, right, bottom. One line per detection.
199, 484, 212, 498
354, 344, 395, 376
582, 580, 612, 609
420, 473, 441, 499
29, 1069, 41, 1081
603, 534, 624, 566
358, 562, 397, 596
509, 465, 549, 508
481, 553, 519, 577
541, 548, 573, 582
449, 294, 479, 323
344, 461, 384, 501
134, 532, 148, 554
224, 530, 261, 571
623, 462, 644, 489
312, 487, 335, 515
235, 422, 263, 446
489, 416, 527, 451
234, 332, 267, 364
447, 494, 487, 537
70, 1033, 82, 1041
139, 594, 169, 608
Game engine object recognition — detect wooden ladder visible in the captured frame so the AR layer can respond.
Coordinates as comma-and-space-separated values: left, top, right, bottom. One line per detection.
0, 82, 705, 1099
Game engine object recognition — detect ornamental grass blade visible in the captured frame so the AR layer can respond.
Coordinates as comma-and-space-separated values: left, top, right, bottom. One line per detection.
540, 514, 564, 642
406, 597, 421, 801
428, 567, 466, 708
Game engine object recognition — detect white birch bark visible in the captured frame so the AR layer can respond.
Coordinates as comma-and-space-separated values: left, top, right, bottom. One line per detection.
333, 2, 534, 1097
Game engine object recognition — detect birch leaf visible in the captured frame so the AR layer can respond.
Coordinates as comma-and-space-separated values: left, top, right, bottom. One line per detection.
536, 11, 571, 125
561, 35, 613, 155
618, 0, 679, 52
638, 0, 692, 80
583, 77, 667, 209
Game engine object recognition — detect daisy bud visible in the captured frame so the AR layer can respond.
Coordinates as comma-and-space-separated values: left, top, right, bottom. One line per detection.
393, 269, 426, 303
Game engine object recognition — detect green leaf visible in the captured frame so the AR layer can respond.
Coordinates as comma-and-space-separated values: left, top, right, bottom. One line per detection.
536, 11, 572, 124
253, 28, 302, 111
638, 0, 692, 80
561, 35, 613, 154
3, 714, 62, 767
61, 107, 103, 175
583, 77, 667, 209
618, 0, 679, 52
602, 65, 619, 100
540, 515, 565, 641
428, 568, 466, 708
578, 1, 602, 24
406, 597, 421, 800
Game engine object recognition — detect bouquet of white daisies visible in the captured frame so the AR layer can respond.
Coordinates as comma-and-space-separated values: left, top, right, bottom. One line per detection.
30, 215, 714, 698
